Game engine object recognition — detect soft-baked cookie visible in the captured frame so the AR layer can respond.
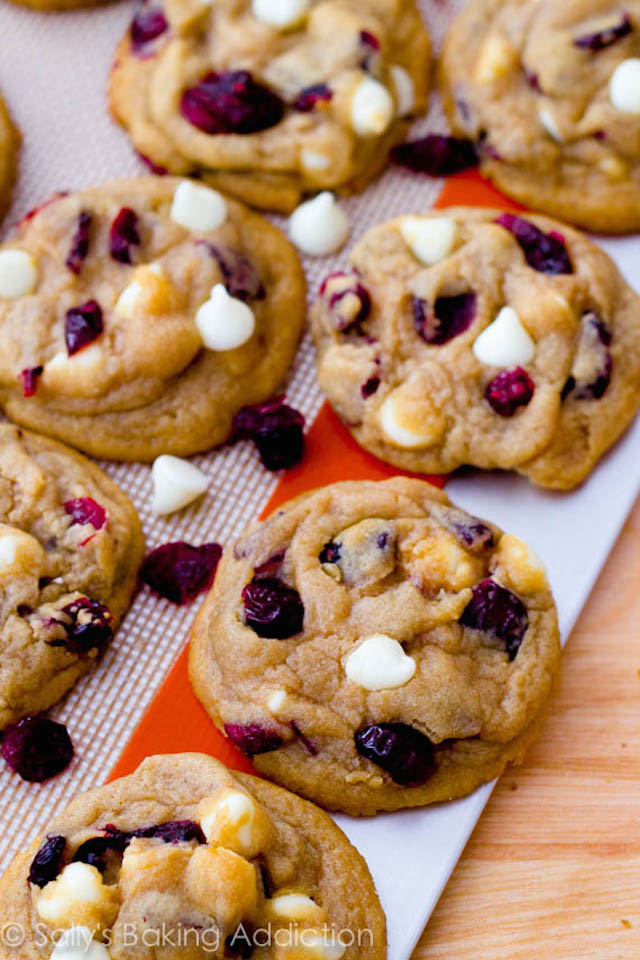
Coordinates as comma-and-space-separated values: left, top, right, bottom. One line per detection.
440, 0, 640, 233
0, 424, 144, 731
4, 0, 110, 10
108, 0, 431, 212
0, 752, 386, 960
0, 177, 305, 461
0, 93, 19, 223
311, 207, 640, 490
189, 478, 561, 815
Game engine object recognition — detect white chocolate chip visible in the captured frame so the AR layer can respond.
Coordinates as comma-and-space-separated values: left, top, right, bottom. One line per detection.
252, 0, 310, 30
497, 533, 548, 594
51, 927, 110, 960
198, 788, 273, 858
0, 536, 16, 570
0, 249, 38, 298
170, 181, 228, 232
267, 689, 288, 714
195, 284, 256, 351
151, 455, 209, 515
399, 216, 456, 266
345, 634, 416, 691
350, 76, 394, 136
301, 149, 331, 171
610, 58, 640, 113
0, 527, 45, 578
114, 263, 168, 319
379, 392, 441, 449
390, 65, 415, 116
538, 106, 563, 143
288, 192, 350, 257
36, 863, 118, 930
472, 306, 535, 367
268, 894, 326, 923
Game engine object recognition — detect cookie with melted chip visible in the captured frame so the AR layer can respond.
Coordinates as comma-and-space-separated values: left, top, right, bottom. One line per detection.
440, 0, 640, 233
0, 177, 305, 461
0, 424, 143, 731
190, 478, 560, 815
0, 753, 386, 960
311, 207, 640, 490
108, 0, 431, 212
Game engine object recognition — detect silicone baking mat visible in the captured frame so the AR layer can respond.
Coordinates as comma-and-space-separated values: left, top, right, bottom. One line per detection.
1, 2, 640, 958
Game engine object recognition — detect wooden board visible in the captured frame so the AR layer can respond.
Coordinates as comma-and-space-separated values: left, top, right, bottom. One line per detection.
414, 494, 640, 959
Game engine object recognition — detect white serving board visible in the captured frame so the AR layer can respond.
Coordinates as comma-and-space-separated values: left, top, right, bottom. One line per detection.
0, 2, 639, 959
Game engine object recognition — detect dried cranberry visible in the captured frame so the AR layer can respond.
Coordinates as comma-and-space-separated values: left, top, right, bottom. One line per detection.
320, 273, 371, 332
19, 192, 69, 227
180, 71, 284, 135
290, 721, 318, 756
19, 366, 43, 398
253, 552, 285, 579
132, 820, 206, 844
460, 578, 528, 660
130, 5, 168, 54
2, 717, 74, 782
65, 300, 103, 356
224, 722, 284, 756
413, 293, 477, 345
359, 30, 381, 70
55, 598, 113, 653
435, 505, 494, 552
28, 835, 67, 887
65, 210, 92, 275
136, 151, 168, 175
574, 12, 632, 51
319, 541, 342, 564
64, 498, 107, 531
361, 376, 381, 398
391, 135, 479, 176
495, 213, 573, 275
73, 835, 128, 874
485, 367, 535, 417
293, 84, 332, 112
354, 723, 435, 786
563, 312, 613, 401
140, 541, 222, 605
109, 207, 141, 264
233, 397, 306, 472
242, 577, 304, 639
227, 927, 255, 959
201, 243, 265, 300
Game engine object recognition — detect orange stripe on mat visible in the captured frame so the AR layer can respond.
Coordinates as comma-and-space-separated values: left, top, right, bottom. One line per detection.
110, 169, 517, 782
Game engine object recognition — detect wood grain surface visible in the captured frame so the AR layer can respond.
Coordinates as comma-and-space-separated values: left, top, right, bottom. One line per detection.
414, 495, 640, 960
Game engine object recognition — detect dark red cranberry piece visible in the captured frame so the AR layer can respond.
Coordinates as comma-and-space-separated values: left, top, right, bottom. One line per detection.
64, 498, 107, 531
65, 300, 103, 356
460, 578, 528, 660
140, 541, 222, 605
200, 242, 265, 301
361, 376, 380, 398
320, 272, 371, 332
391, 135, 479, 176
253, 552, 285, 579
359, 30, 381, 70
290, 721, 318, 756
574, 12, 632, 51
72, 835, 128, 875
563, 312, 613, 401
495, 213, 573, 275
435, 505, 494, 552
354, 722, 435, 786
130, 5, 169, 54
136, 151, 169, 175
2, 717, 74, 782
180, 71, 284, 135
525, 70, 542, 92
224, 722, 284, 755
19, 192, 69, 228
132, 819, 206, 844
293, 83, 332, 112
242, 576, 304, 639
109, 207, 141, 265
413, 293, 477, 346
227, 927, 255, 959
58, 598, 113, 653
233, 396, 306, 471
65, 210, 92, 275
28, 835, 67, 887
319, 541, 342, 564
485, 367, 535, 417
19, 366, 43, 398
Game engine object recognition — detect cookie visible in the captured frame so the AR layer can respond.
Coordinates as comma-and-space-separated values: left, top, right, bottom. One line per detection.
0, 93, 19, 223
4, 0, 109, 9
0, 177, 305, 461
0, 752, 386, 960
189, 478, 561, 815
311, 207, 640, 490
108, 0, 431, 212
0, 424, 144, 731
440, 0, 640, 233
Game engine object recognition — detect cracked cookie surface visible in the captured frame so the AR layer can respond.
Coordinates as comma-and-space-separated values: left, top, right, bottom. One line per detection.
0, 424, 143, 731
311, 207, 640, 490
0, 753, 386, 960
0, 177, 305, 461
108, 0, 430, 212
440, 0, 640, 233
189, 478, 560, 815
